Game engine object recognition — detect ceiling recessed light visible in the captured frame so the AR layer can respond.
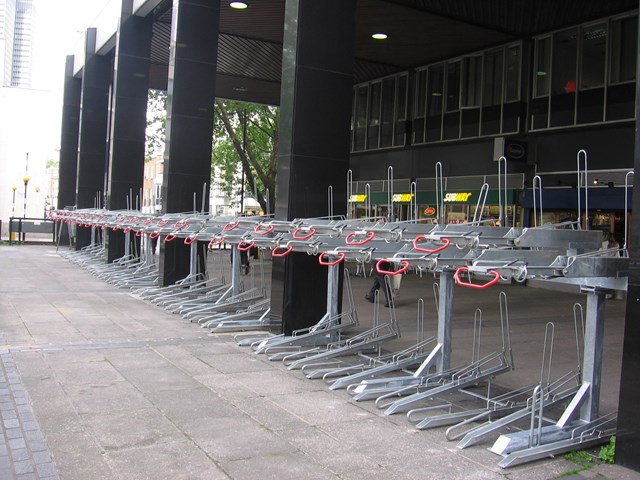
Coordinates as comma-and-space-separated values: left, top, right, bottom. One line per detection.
371, 32, 388, 40
230, 2, 248, 9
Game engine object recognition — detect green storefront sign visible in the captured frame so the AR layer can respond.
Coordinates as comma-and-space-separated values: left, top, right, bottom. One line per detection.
351, 190, 516, 205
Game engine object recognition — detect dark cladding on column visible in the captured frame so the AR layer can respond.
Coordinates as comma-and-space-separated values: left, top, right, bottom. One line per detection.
75, 28, 111, 250
158, 0, 220, 286
271, 0, 357, 334
105, 0, 153, 263
57, 55, 81, 245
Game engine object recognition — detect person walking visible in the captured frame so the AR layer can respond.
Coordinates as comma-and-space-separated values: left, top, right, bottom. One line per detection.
365, 260, 392, 307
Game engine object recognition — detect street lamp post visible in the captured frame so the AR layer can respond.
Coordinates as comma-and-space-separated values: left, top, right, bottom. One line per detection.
11, 186, 17, 218
23, 176, 30, 218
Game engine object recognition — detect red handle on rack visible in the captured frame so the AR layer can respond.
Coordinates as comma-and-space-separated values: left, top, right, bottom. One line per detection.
157, 219, 169, 227
112, 225, 121, 231
254, 223, 275, 235
173, 221, 187, 230
345, 231, 375, 246
135, 230, 144, 237
223, 221, 240, 232
184, 234, 198, 245
149, 231, 160, 239
237, 241, 255, 252
376, 259, 409, 275
208, 236, 225, 248
318, 251, 345, 266
142, 218, 153, 225
165, 233, 177, 242
292, 227, 316, 240
272, 245, 293, 257
454, 266, 501, 289
413, 236, 450, 254
124, 227, 132, 233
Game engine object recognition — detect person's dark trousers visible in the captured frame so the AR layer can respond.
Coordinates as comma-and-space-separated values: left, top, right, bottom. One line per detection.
366, 261, 391, 306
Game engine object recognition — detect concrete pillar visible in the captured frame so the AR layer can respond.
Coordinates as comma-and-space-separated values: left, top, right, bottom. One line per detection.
76, 28, 111, 249
105, 0, 153, 262
615, 6, 640, 470
57, 55, 82, 245
158, 0, 219, 285
270, 0, 356, 334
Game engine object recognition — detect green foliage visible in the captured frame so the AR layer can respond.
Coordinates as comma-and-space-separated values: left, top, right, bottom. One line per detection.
46, 159, 59, 169
212, 100, 278, 214
598, 435, 615, 464
142, 91, 279, 214
564, 449, 593, 466
146, 89, 167, 162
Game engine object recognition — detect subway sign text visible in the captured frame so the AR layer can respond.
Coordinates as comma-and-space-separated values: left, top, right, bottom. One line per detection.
443, 192, 473, 203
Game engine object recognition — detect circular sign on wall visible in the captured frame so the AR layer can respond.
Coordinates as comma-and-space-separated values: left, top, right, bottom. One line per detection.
424, 207, 436, 216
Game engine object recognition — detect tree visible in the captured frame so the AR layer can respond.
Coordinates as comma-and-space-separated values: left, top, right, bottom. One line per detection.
212, 100, 278, 215
144, 91, 279, 214
146, 89, 167, 162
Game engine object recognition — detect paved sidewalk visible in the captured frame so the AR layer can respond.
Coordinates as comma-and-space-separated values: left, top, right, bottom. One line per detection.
0, 245, 636, 479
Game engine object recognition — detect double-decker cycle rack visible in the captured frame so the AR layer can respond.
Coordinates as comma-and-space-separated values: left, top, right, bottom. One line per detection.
49, 204, 627, 469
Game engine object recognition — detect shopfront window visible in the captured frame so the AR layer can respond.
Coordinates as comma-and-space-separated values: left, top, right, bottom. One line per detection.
531, 12, 637, 131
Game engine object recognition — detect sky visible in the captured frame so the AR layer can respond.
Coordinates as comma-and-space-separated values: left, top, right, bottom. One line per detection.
32, 0, 114, 93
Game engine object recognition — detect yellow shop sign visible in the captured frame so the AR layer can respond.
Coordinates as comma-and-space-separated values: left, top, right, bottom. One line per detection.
443, 192, 472, 203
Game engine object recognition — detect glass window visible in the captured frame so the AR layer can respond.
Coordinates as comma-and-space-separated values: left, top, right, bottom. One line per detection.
580, 23, 606, 89
550, 28, 578, 127
415, 70, 427, 117
483, 49, 503, 107
461, 55, 482, 108
367, 82, 381, 149
354, 85, 368, 151
446, 61, 461, 112
396, 74, 407, 121
427, 64, 444, 116
552, 28, 578, 95
535, 37, 551, 97
505, 45, 520, 102
426, 64, 444, 142
380, 77, 395, 148
610, 15, 638, 84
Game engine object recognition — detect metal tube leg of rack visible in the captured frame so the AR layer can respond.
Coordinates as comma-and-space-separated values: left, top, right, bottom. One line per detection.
231, 247, 242, 297
436, 268, 454, 373
326, 264, 340, 319
579, 288, 605, 423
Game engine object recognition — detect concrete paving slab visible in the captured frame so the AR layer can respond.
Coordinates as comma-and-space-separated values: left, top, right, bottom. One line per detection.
0, 245, 636, 480
220, 451, 338, 480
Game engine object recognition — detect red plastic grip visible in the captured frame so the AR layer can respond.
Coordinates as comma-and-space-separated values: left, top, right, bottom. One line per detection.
345, 231, 375, 246
318, 251, 345, 266
157, 219, 169, 227
292, 227, 316, 240
254, 223, 275, 235
223, 221, 240, 232
149, 231, 160, 239
208, 236, 225, 248
135, 230, 144, 237
112, 225, 121, 231
165, 233, 177, 242
454, 266, 501, 289
237, 241, 255, 252
272, 245, 293, 257
124, 227, 132, 233
184, 234, 198, 245
173, 221, 187, 230
413, 236, 450, 254
376, 259, 409, 275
